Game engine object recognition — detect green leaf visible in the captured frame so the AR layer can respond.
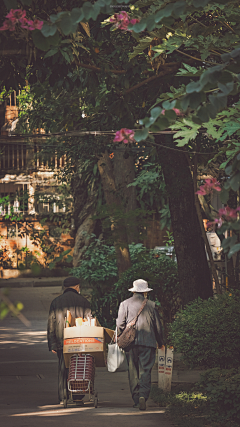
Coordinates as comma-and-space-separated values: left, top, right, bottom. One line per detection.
146, 15, 156, 31
193, 0, 209, 7
186, 81, 202, 93
172, 1, 186, 17
153, 116, 169, 131
48, 262, 55, 270
230, 172, 240, 191
32, 30, 50, 51
222, 235, 237, 251
165, 109, 176, 120
50, 14, 59, 24
44, 48, 58, 59
209, 94, 227, 112
41, 23, 57, 37
59, 13, 73, 36
220, 189, 229, 204
82, 2, 93, 20
0, 307, 9, 320
92, 3, 101, 20
132, 18, 147, 33
134, 128, 149, 142
181, 94, 191, 111
47, 31, 60, 46
173, 120, 201, 146
150, 107, 162, 119
197, 106, 210, 123
154, 3, 174, 23
60, 49, 70, 63
162, 100, 176, 110
221, 121, 240, 137
71, 8, 84, 24
188, 92, 205, 109
228, 243, 240, 258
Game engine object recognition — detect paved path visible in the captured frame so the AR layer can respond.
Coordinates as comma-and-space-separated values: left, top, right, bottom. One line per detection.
0, 286, 174, 427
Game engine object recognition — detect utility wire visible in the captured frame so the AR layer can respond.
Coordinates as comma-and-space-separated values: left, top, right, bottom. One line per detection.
0, 130, 222, 155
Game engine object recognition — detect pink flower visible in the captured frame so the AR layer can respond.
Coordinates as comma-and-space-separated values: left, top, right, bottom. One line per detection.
207, 206, 240, 228
130, 18, 140, 25
19, 17, 29, 29
196, 178, 221, 196
113, 128, 135, 143
0, 9, 43, 32
161, 108, 183, 116
110, 11, 140, 31
0, 20, 15, 31
24, 19, 43, 30
218, 206, 240, 221
6, 9, 26, 20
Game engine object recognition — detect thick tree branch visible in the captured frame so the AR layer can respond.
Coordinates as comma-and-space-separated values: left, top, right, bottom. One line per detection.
123, 65, 179, 95
76, 60, 180, 76
192, 154, 221, 294
175, 49, 219, 65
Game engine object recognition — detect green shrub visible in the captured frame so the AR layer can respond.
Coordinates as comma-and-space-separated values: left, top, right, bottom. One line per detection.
168, 291, 240, 369
199, 368, 240, 424
150, 383, 207, 408
105, 252, 180, 331
71, 236, 180, 329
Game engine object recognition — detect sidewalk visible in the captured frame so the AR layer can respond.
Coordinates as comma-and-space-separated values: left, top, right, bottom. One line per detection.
0, 276, 67, 288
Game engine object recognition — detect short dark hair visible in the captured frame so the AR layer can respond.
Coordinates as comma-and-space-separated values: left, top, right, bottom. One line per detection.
63, 277, 80, 288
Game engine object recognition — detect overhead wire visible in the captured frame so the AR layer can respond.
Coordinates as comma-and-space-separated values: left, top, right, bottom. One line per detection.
0, 130, 222, 155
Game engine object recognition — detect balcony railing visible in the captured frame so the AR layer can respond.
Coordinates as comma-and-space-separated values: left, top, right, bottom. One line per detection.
0, 141, 65, 171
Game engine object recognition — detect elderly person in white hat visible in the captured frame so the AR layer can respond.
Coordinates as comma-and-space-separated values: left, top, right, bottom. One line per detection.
116, 279, 163, 410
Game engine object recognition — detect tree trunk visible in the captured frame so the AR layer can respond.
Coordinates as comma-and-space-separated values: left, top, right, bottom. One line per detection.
71, 173, 96, 267
226, 190, 238, 289
157, 136, 213, 306
98, 151, 131, 276
113, 145, 138, 244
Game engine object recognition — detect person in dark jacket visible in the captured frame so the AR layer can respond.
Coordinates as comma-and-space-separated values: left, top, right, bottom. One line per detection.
117, 279, 163, 411
47, 276, 91, 404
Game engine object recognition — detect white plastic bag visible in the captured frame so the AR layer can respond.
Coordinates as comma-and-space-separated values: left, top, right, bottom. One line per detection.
107, 328, 128, 372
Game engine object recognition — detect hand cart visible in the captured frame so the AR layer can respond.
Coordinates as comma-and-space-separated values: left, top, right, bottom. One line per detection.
64, 353, 98, 408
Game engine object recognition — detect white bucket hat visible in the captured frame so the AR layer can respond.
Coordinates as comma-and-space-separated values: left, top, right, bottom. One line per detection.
128, 279, 153, 293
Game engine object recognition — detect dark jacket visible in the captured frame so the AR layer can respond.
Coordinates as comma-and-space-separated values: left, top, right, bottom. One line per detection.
47, 288, 91, 351
116, 293, 163, 349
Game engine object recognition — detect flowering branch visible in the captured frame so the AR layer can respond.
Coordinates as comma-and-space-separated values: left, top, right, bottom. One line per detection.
0, 9, 43, 32
207, 206, 240, 228
113, 129, 135, 144
110, 11, 139, 32
195, 178, 221, 196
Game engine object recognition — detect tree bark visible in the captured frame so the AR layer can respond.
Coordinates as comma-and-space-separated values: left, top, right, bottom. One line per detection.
98, 151, 131, 276
113, 145, 138, 244
71, 173, 96, 267
157, 136, 213, 306
192, 154, 220, 295
226, 190, 238, 289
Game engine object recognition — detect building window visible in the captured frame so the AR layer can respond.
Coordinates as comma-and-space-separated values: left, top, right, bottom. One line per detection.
7, 224, 17, 238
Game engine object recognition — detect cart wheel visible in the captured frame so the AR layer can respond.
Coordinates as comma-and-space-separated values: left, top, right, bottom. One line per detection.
63, 388, 68, 408
94, 392, 98, 408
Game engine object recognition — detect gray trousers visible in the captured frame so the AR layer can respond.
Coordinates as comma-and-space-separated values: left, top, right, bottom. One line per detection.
57, 351, 68, 402
126, 345, 156, 405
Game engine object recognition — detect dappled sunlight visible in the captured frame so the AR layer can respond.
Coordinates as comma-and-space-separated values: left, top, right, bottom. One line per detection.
0, 329, 47, 346
11, 406, 165, 417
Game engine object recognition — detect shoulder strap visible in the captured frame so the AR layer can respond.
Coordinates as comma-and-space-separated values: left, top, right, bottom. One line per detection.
129, 299, 148, 327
